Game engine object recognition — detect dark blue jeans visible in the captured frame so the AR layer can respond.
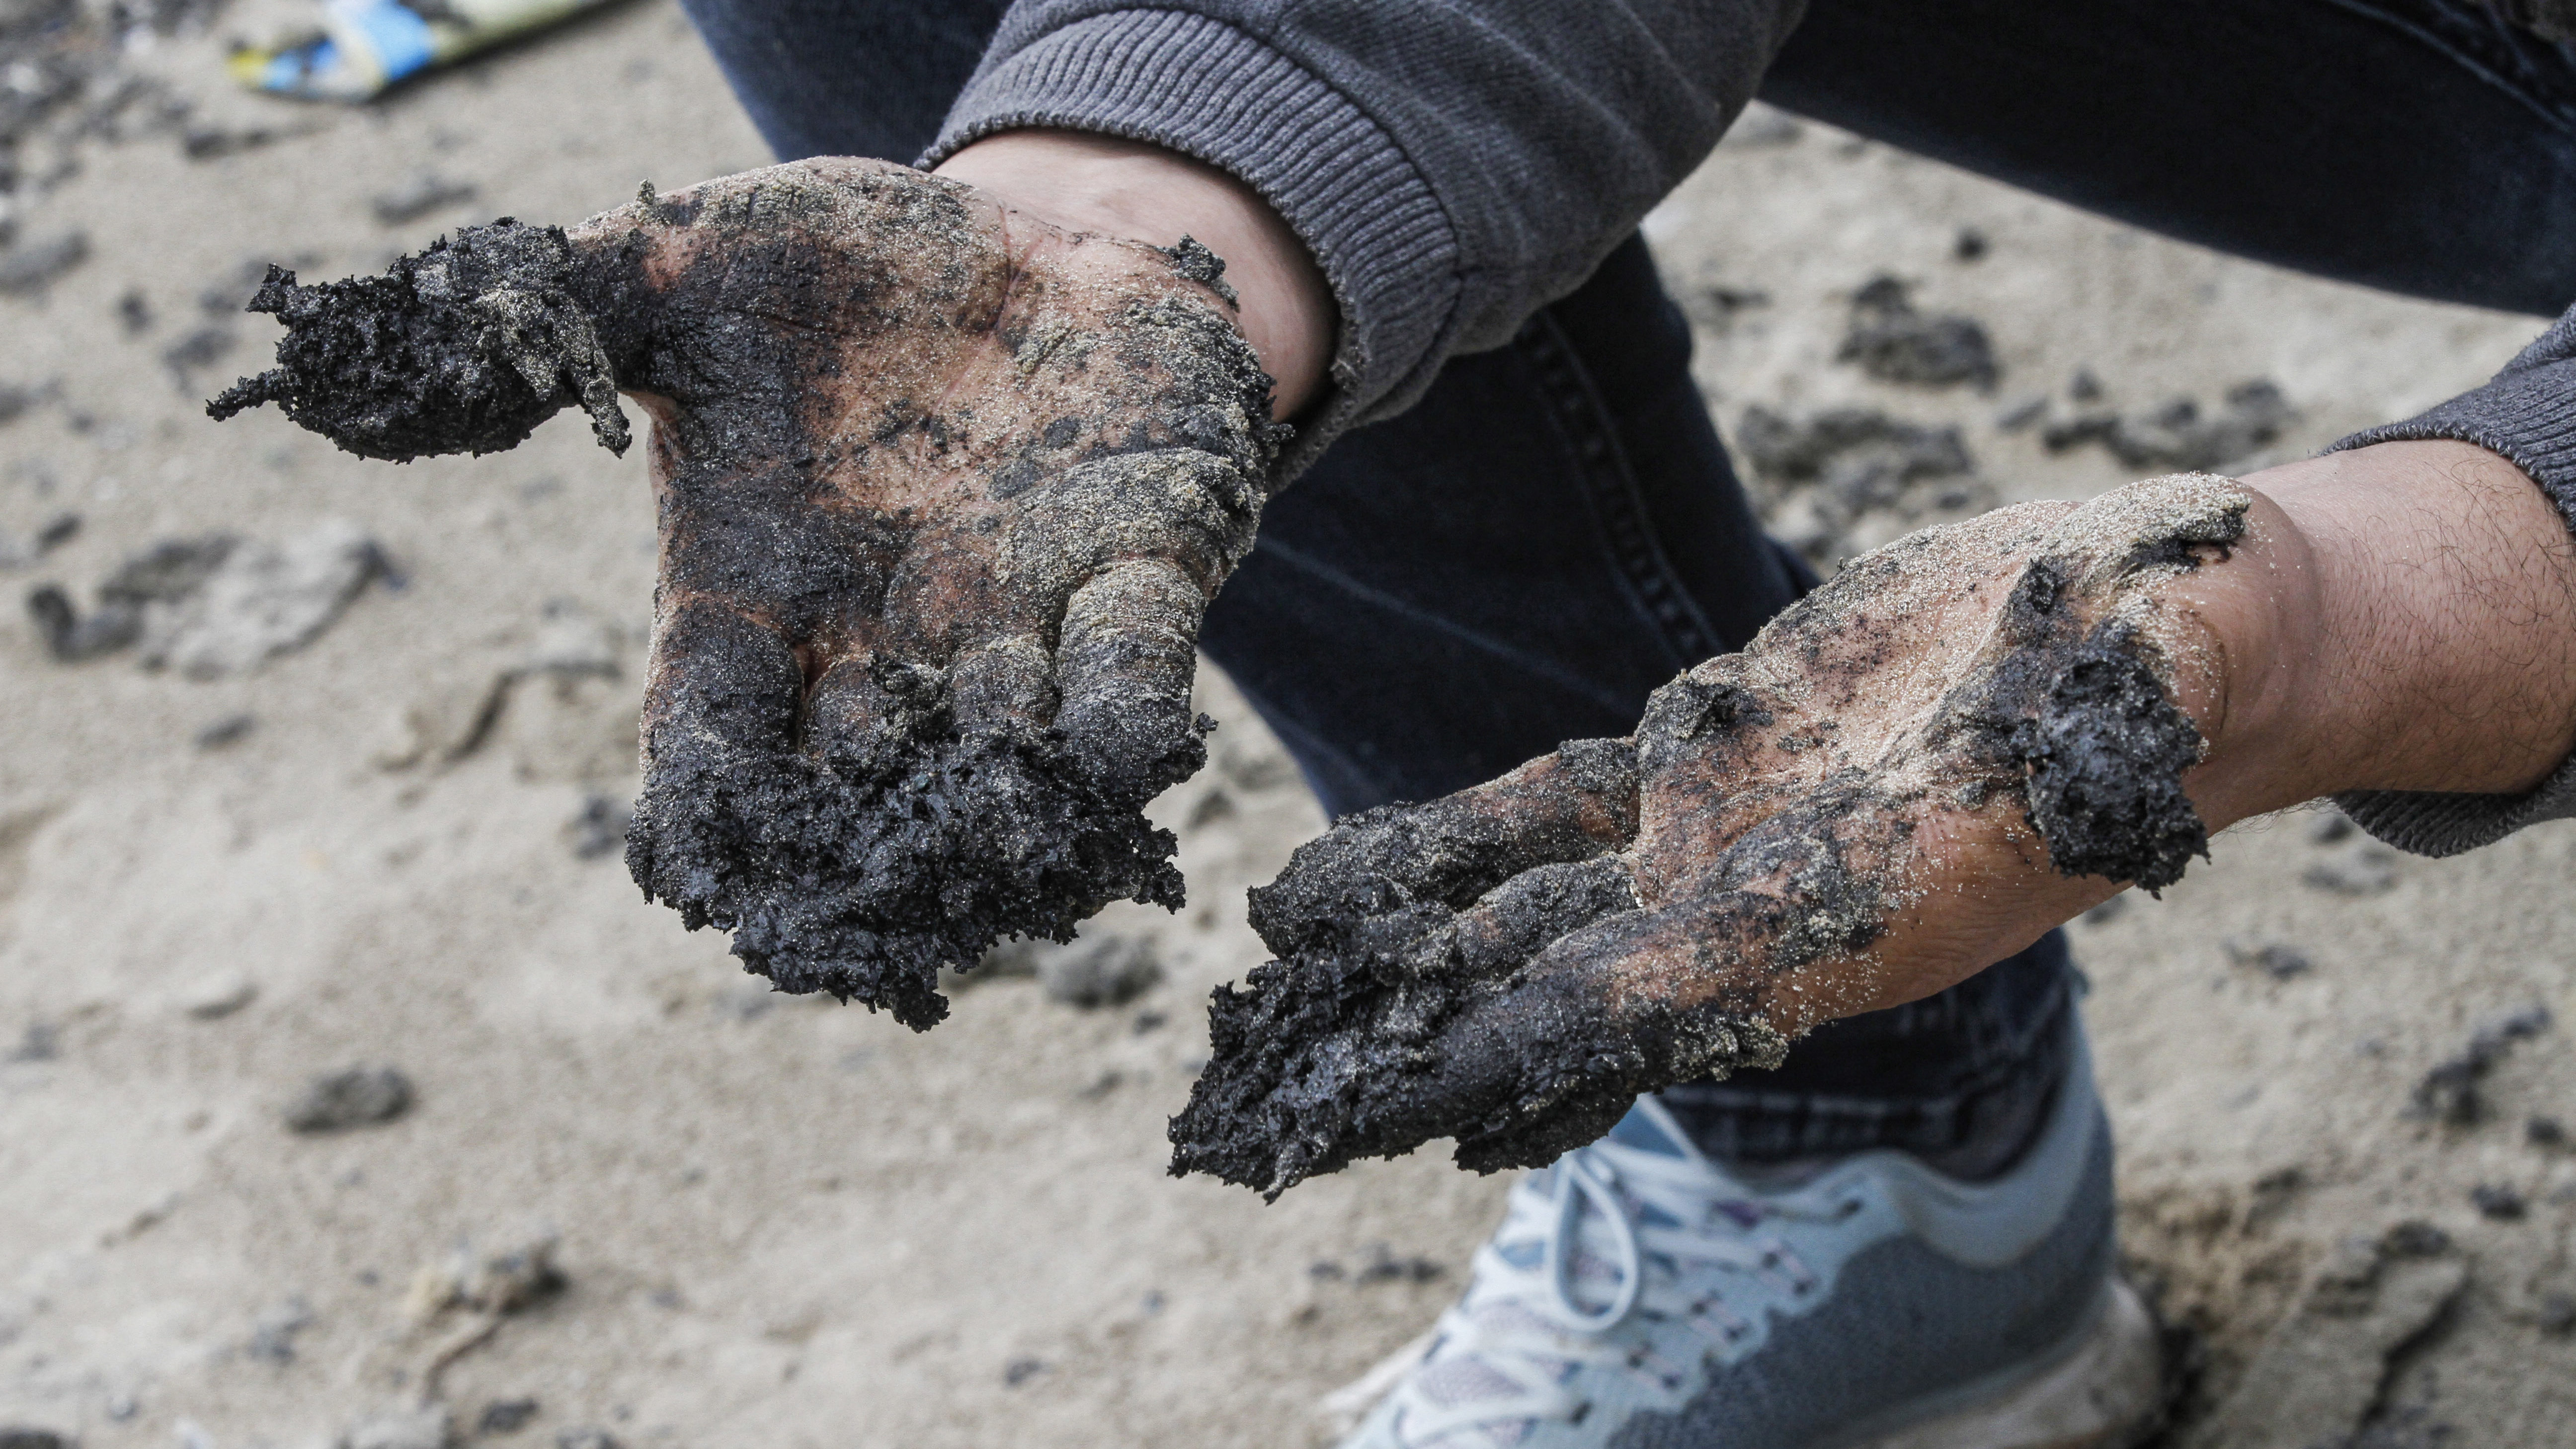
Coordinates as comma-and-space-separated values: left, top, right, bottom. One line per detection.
674, 0, 2576, 1172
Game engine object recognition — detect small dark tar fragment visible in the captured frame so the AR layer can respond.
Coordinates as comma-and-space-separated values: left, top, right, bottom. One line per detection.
2538, 1292, 2576, 1335
1159, 235, 1237, 306
194, 713, 254, 749
1837, 274, 1998, 390
1354, 1244, 1445, 1284
2413, 1007, 2552, 1125
5, 1022, 57, 1062
246, 1299, 313, 1364
284, 1065, 414, 1132
2471, 1183, 2527, 1220
1995, 395, 2048, 432
565, 793, 630, 861
1737, 406, 1973, 490
2382, 1220, 2453, 1258
2045, 380, 2293, 472
26, 534, 236, 661
182, 126, 282, 161
161, 325, 234, 387
372, 172, 479, 226
2225, 938, 2313, 980
0, 231, 88, 295
1038, 935, 1162, 1008
2304, 842, 2399, 896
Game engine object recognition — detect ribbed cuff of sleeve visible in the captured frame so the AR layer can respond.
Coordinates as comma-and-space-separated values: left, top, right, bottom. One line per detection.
2326, 338, 2576, 856
922, 10, 1462, 485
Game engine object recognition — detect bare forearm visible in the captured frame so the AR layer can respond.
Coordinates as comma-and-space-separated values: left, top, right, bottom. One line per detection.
2187, 440, 2576, 823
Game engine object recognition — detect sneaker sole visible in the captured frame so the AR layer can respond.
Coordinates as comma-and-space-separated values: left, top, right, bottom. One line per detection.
1839, 1278, 2165, 1449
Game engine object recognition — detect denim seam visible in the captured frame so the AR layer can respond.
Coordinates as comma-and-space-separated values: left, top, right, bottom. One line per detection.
1511, 314, 1725, 670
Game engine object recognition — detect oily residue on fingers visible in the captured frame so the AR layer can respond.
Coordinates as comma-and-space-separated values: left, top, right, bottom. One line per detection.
1171, 739, 1678, 1197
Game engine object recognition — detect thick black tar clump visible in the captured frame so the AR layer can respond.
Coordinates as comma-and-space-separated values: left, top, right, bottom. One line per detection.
208, 220, 628, 461
599, 170, 1276, 1031
623, 608, 1193, 1032
1176, 856, 1651, 1196
2011, 619, 2208, 890
1955, 495, 2248, 892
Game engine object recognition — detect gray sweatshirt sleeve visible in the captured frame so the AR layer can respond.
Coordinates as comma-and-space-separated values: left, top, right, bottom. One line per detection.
2328, 303, 2576, 856
920, 1, 1809, 478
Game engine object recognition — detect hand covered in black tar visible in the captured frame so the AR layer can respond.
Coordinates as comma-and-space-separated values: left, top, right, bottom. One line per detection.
1173, 476, 2253, 1198
211, 159, 1285, 1028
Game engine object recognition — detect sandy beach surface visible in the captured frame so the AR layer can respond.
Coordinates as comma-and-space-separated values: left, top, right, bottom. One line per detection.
2, 4, 2571, 1447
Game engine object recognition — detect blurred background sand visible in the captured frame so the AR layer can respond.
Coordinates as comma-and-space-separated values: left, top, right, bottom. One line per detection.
0, 3, 2570, 1446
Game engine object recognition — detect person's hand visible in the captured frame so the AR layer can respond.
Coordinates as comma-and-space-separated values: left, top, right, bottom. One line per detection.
561, 156, 1311, 1030
209, 137, 1333, 1031
1172, 446, 2576, 1197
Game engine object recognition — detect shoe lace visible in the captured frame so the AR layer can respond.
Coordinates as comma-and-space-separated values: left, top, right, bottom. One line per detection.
1385, 1138, 1860, 1447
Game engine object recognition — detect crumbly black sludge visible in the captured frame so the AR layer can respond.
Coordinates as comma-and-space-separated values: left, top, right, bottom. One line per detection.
1946, 495, 2249, 892
210, 164, 1282, 1031
207, 220, 629, 460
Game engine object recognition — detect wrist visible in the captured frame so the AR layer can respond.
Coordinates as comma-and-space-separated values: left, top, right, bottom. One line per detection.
2147, 485, 2329, 825
933, 130, 1333, 421
2188, 442, 2576, 818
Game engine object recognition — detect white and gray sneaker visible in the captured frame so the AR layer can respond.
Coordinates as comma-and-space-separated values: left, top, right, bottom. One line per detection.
1329, 1021, 2160, 1449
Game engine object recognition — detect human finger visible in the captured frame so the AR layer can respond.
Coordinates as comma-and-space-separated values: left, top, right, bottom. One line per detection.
1169, 883, 1783, 1198
940, 634, 1058, 750
1051, 557, 1209, 808
1008, 449, 1264, 596
1244, 737, 1642, 959
627, 595, 804, 921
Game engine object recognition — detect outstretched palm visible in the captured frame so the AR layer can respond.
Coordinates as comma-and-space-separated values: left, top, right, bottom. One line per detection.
1173, 476, 2254, 1196
216, 159, 1285, 1028
583, 161, 1283, 1028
